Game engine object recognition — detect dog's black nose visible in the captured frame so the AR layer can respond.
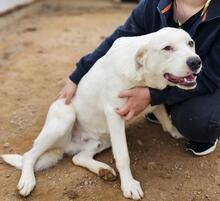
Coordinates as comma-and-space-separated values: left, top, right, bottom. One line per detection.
186, 57, 202, 71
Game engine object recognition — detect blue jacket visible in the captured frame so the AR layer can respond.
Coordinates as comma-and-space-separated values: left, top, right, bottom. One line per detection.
69, 0, 220, 106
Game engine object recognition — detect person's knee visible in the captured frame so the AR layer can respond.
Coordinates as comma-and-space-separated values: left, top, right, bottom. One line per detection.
171, 104, 220, 143
208, 105, 220, 141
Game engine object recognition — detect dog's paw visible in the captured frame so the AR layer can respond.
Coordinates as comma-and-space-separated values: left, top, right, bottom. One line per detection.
169, 126, 184, 139
17, 172, 36, 196
98, 167, 117, 181
121, 179, 144, 200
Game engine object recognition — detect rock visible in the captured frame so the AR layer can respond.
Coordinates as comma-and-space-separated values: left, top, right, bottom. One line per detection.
37, 49, 44, 54
3, 142, 10, 148
184, 170, 191, 179
205, 194, 210, 200
186, 175, 191, 179
63, 190, 79, 200
6, 174, 10, 178
147, 162, 156, 169
137, 139, 143, 146
100, 35, 106, 40
23, 27, 37, 32
110, 158, 114, 164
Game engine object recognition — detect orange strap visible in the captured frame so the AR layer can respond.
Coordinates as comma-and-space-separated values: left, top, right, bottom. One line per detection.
161, 2, 173, 14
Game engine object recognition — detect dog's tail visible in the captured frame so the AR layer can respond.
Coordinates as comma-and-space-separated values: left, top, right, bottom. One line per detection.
1, 154, 23, 169
1, 149, 64, 171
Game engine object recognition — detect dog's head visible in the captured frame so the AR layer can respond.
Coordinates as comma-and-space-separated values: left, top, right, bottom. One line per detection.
136, 27, 202, 90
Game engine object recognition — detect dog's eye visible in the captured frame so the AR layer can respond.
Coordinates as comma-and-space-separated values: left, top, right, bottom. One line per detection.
188, 40, 194, 47
162, 45, 174, 51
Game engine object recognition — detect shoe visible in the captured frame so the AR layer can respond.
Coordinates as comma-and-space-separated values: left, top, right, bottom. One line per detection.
186, 139, 218, 156
145, 113, 160, 124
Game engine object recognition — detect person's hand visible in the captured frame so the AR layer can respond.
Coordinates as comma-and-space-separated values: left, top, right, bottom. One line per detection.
115, 87, 151, 121
57, 78, 77, 105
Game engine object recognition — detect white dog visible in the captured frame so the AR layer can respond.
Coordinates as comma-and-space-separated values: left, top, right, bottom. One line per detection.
1, 28, 201, 200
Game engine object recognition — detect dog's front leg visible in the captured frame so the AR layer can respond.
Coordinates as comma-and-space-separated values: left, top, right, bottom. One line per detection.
105, 105, 143, 200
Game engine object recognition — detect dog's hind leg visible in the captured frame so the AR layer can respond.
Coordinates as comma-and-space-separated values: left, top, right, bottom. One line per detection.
17, 99, 76, 196
153, 105, 184, 139
72, 137, 117, 181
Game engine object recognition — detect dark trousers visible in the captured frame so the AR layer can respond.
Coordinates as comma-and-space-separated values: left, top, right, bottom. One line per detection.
170, 89, 220, 144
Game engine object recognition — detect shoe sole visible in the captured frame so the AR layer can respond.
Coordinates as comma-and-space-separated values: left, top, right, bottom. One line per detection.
186, 139, 218, 156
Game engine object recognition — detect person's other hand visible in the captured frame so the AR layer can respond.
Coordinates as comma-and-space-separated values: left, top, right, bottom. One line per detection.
58, 78, 77, 105
115, 87, 150, 121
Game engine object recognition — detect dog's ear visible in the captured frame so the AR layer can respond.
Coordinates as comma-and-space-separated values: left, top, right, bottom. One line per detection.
135, 47, 148, 70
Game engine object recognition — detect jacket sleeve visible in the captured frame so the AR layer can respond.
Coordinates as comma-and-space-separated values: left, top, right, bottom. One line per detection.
150, 34, 220, 106
69, 0, 148, 84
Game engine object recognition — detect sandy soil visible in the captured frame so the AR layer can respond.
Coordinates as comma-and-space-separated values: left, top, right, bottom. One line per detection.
0, 1, 220, 201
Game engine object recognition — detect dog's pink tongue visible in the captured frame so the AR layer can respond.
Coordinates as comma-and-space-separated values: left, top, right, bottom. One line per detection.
185, 74, 195, 81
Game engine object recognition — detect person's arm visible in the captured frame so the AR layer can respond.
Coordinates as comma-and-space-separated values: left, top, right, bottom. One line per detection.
150, 34, 220, 106
69, 0, 148, 84
116, 37, 220, 120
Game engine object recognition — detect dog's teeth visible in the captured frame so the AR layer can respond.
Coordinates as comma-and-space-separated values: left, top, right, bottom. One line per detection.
184, 76, 197, 83
184, 78, 189, 83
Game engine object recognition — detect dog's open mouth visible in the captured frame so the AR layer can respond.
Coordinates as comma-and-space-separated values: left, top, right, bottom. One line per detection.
164, 73, 197, 87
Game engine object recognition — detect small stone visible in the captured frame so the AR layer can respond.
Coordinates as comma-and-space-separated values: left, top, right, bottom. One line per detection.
137, 139, 143, 146
23, 27, 37, 32
63, 28, 71, 32
200, 162, 204, 168
9, 148, 13, 152
186, 175, 191, 179
147, 162, 156, 169
37, 49, 44, 54
6, 174, 10, 178
110, 158, 114, 164
84, 180, 89, 186
100, 35, 106, 40
88, 180, 92, 185
185, 170, 191, 179
63, 190, 79, 200
174, 164, 179, 170
3, 142, 10, 148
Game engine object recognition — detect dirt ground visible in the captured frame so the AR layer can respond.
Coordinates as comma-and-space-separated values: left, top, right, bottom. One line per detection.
0, 1, 220, 201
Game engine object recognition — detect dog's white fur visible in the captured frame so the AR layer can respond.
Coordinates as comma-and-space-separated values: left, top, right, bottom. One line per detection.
1, 28, 201, 200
